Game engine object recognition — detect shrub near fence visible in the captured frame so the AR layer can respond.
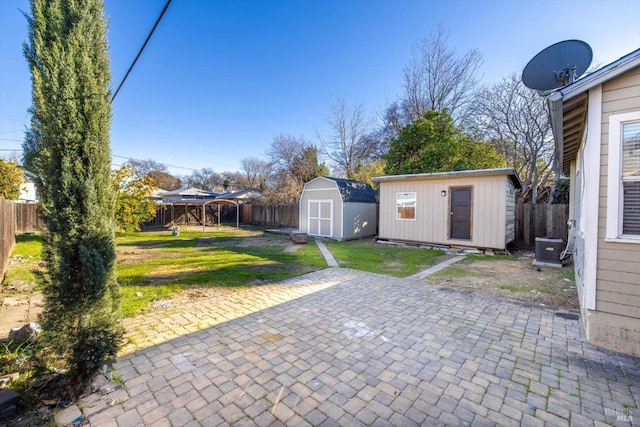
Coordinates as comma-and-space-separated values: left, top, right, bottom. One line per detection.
0, 199, 17, 280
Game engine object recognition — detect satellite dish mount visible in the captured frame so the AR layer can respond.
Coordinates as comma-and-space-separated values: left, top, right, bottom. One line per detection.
555, 66, 577, 86
522, 40, 592, 92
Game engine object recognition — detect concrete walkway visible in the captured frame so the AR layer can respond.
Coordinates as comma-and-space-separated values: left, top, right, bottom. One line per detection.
69, 267, 640, 426
407, 255, 467, 280
314, 240, 339, 268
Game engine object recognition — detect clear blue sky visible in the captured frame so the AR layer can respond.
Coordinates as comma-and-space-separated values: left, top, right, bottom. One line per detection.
1, 0, 639, 177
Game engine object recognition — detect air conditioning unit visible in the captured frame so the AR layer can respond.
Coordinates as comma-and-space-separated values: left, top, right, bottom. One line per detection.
534, 237, 563, 267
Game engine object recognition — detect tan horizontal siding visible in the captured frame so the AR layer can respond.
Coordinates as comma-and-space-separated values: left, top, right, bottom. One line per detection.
597, 301, 640, 319
595, 66, 640, 318
601, 68, 640, 91
597, 268, 640, 286
597, 258, 640, 275
598, 281, 640, 296
602, 86, 640, 104
599, 290, 640, 306
598, 247, 640, 263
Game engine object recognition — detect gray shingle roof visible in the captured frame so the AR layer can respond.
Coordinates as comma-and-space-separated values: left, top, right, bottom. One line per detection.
323, 177, 377, 203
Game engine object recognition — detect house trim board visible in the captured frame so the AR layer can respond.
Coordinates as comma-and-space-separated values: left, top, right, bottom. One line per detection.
606, 110, 640, 243
582, 85, 602, 311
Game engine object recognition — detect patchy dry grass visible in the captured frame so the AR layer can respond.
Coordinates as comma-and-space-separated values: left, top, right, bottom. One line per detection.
428, 254, 578, 310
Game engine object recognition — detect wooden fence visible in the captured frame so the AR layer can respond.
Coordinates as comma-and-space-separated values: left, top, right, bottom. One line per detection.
514, 203, 570, 247
248, 204, 298, 228
0, 199, 17, 280
11, 201, 568, 248
15, 203, 42, 233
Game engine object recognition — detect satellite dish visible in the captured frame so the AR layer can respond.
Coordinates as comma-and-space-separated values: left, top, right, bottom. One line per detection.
522, 40, 592, 91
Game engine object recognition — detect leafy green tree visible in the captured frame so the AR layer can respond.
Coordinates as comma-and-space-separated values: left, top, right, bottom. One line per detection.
23, 0, 122, 390
0, 159, 24, 199
351, 160, 385, 190
148, 170, 181, 190
266, 134, 329, 204
112, 165, 157, 231
385, 110, 504, 175
292, 146, 330, 184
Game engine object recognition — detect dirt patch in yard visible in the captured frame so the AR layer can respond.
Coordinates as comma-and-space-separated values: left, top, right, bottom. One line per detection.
427, 253, 578, 311
195, 236, 294, 248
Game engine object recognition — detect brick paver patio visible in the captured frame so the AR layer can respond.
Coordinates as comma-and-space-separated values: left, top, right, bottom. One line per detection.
75, 268, 639, 426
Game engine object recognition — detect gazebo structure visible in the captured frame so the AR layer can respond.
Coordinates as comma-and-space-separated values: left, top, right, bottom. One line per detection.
159, 198, 239, 229
202, 199, 239, 229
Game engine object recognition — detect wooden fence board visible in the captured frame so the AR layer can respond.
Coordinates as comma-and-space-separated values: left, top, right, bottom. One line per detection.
15, 203, 42, 233
514, 203, 569, 247
0, 199, 17, 280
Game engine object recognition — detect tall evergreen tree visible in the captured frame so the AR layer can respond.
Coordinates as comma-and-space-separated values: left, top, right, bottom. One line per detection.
23, 0, 122, 389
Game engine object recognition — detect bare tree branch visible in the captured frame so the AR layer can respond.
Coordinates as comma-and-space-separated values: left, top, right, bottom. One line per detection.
469, 74, 554, 203
318, 99, 373, 178
403, 26, 482, 123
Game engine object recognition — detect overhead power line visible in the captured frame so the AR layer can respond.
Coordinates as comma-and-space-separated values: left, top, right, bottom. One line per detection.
111, 0, 172, 103
111, 154, 195, 172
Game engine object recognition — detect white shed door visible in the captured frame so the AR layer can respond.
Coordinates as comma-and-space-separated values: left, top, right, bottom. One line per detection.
308, 200, 333, 237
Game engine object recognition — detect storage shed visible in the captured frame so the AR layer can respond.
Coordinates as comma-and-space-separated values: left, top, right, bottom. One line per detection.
372, 168, 521, 250
299, 177, 378, 240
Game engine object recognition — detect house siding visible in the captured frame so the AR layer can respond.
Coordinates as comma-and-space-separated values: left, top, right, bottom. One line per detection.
378, 175, 508, 249
596, 67, 640, 318
582, 66, 640, 357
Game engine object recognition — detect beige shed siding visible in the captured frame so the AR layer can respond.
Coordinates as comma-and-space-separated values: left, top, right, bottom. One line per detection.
378, 175, 508, 249
596, 66, 640, 318
299, 179, 343, 238
505, 181, 516, 244
342, 202, 378, 240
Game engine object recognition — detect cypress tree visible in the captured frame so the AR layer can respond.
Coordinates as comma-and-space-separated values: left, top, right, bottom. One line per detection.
23, 0, 122, 389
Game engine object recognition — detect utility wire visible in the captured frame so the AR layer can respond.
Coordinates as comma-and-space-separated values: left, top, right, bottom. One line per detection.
111, 0, 172, 103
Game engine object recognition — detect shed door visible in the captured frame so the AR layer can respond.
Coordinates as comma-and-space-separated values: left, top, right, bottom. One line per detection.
308, 200, 333, 237
450, 187, 472, 240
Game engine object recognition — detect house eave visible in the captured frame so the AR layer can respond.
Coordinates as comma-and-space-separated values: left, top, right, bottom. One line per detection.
556, 48, 640, 102
548, 48, 640, 175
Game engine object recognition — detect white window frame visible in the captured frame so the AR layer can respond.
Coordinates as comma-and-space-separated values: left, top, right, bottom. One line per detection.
606, 110, 640, 243
396, 192, 416, 221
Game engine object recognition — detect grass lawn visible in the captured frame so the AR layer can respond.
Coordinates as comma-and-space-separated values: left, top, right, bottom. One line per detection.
4, 229, 577, 316
324, 238, 447, 277
116, 228, 326, 317
2, 234, 43, 286
2, 227, 327, 318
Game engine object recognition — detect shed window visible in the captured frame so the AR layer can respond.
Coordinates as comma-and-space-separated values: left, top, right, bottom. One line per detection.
606, 112, 640, 241
396, 192, 416, 220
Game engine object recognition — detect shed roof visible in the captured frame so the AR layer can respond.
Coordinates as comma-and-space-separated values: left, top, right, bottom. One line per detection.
319, 177, 378, 203
372, 168, 522, 189
217, 188, 262, 200
162, 187, 220, 198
